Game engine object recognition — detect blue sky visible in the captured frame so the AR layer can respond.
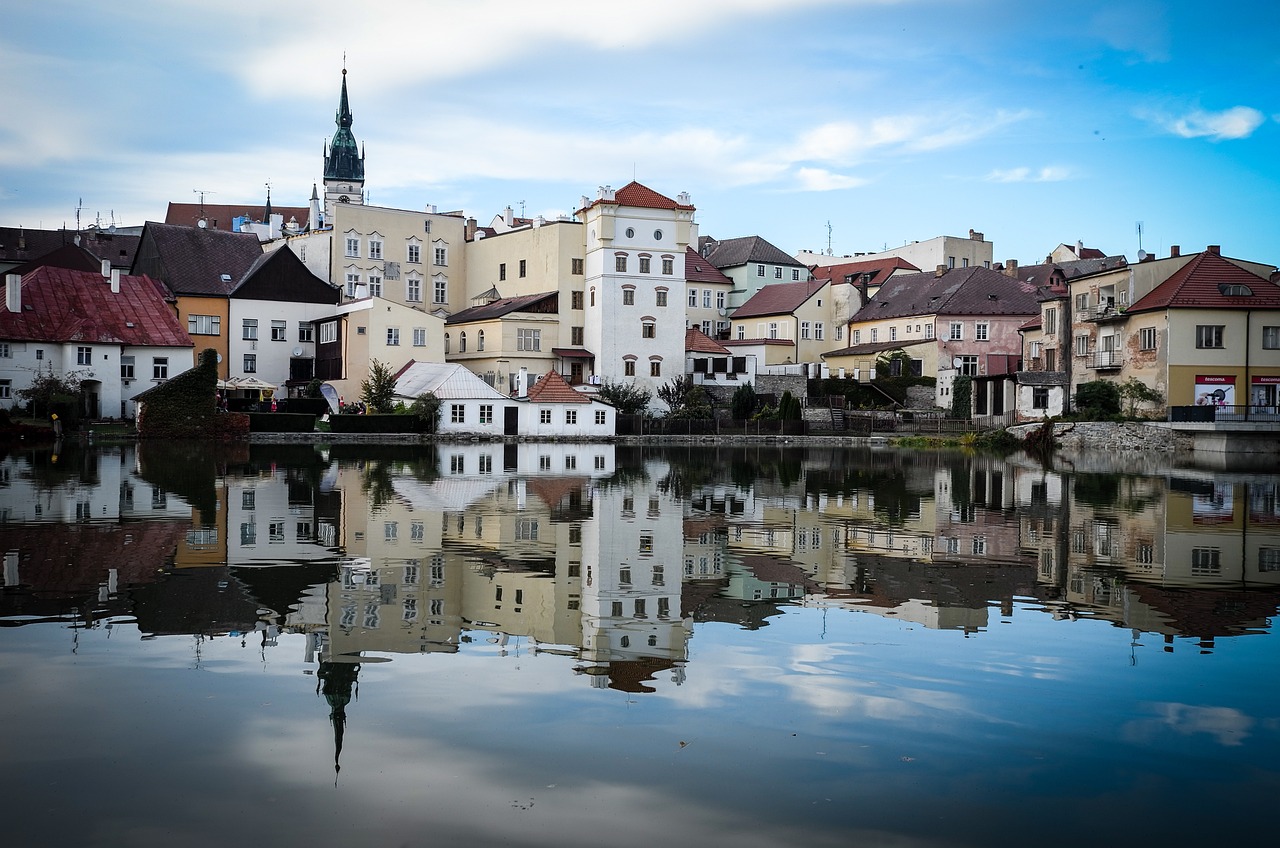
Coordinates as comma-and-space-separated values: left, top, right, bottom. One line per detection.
4, 0, 1278, 265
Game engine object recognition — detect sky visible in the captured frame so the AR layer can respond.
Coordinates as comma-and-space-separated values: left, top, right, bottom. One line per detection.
3, 0, 1278, 266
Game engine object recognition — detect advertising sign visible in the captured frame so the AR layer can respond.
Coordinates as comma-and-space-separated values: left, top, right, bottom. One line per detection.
1194, 375, 1235, 406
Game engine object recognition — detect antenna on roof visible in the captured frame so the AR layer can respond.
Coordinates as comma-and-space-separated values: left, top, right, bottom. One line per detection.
1135, 220, 1144, 253
75, 198, 83, 232
826, 221, 833, 256
194, 189, 217, 219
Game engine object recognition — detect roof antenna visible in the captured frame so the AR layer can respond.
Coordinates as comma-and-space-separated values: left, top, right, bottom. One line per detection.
1135, 220, 1144, 253
826, 220, 833, 256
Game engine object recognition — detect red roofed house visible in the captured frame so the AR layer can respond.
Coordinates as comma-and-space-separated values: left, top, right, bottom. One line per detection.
2, 265, 194, 419
685, 327, 751, 386
520, 369, 615, 437
728, 279, 832, 371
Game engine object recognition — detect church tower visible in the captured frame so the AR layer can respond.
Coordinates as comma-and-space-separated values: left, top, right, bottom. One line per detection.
323, 68, 365, 220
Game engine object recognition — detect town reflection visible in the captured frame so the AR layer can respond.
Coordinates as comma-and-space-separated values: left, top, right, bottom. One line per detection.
4, 442, 1280, 679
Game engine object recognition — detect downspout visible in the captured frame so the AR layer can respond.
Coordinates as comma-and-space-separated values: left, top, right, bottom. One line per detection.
1244, 309, 1251, 422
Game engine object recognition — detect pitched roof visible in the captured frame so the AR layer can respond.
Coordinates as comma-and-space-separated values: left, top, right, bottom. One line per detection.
579, 181, 695, 213
230, 247, 341, 304
1, 266, 192, 347
685, 327, 731, 355
0, 227, 140, 270
5, 243, 113, 276
445, 290, 558, 324
701, 235, 804, 270
683, 247, 733, 284
133, 222, 265, 296
392, 361, 509, 401
821, 338, 933, 358
1127, 250, 1280, 314
165, 202, 311, 231
811, 256, 919, 286
851, 266, 1043, 322
526, 370, 591, 404
732, 279, 827, 319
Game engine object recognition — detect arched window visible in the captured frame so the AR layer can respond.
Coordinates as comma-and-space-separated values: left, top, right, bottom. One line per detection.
477, 330, 485, 351
460, 331, 467, 353
444, 333, 451, 354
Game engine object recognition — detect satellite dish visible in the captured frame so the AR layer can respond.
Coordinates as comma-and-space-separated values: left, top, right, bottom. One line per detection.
292, 346, 304, 357
216, 353, 223, 363
197, 218, 208, 229
952, 356, 963, 368
718, 307, 728, 316
1137, 249, 1148, 261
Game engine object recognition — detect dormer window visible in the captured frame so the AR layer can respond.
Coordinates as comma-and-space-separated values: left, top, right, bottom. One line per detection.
1219, 283, 1253, 296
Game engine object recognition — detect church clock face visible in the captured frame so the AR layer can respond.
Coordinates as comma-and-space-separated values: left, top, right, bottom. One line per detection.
339, 195, 350, 203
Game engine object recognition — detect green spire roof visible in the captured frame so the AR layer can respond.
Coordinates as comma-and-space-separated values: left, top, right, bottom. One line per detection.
324, 69, 364, 182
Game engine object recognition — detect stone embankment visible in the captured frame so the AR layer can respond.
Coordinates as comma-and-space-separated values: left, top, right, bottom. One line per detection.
1007, 421, 1193, 453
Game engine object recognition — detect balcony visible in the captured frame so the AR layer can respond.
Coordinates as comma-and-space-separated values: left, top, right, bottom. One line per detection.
1089, 350, 1123, 370
1081, 303, 1126, 324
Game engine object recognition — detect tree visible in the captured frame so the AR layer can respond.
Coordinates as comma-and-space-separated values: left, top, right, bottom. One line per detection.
657, 375, 711, 419
360, 359, 397, 413
950, 376, 972, 420
776, 390, 802, 420
597, 380, 652, 415
1075, 380, 1121, 417
1118, 378, 1163, 416
410, 392, 441, 432
17, 367, 84, 422
730, 382, 757, 419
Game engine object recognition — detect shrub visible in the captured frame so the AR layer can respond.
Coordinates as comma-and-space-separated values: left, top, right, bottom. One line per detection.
329, 414, 425, 433
1075, 380, 1121, 417
137, 349, 219, 440
247, 412, 316, 433
410, 392, 442, 433
597, 380, 652, 415
730, 382, 757, 419
361, 359, 397, 414
950, 376, 972, 420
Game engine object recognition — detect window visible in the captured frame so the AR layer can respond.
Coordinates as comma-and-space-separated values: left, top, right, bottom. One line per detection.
120, 355, 135, 380
688, 289, 698, 308
540, 409, 552, 424
624, 359, 636, 376
737, 325, 745, 340
459, 332, 466, 352
1075, 335, 1090, 356
572, 258, 584, 275
870, 328, 878, 343
345, 236, 360, 257
975, 322, 989, 342
947, 256, 956, 269
1032, 386, 1049, 409
639, 256, 651, 274
369, 239, 382, 260
433, 276, 447, 304
590, 288, 595, 306
35, 349, 43, 360
499, 263, 507, 281
595, 409, 606, 425
519, 259, 527, 278
925, 323, 935, 339
443, 333, 450, 354
187, 314, 221, 335
1191, 547, 1221, 575
368, 275, 382, 298
1140, 327, 1157, 350
852, 329, 861, 344
77, 346, 92, 365
703, 290, 712, 309
243, 319, 258, 340
1075, 293, 1088, 311
774, 266, 783, 279
386, 328, 400, 346
572, 290, 584, 309
345, 272, 359, 297
949, 322, 963, 341
299, 322, 314, 343
623, 288, 635, 305
479, 405, 493, 424
243, 354, 256, 373
887, 326, 895, 341
959, 355, 978, 376
650, 360, 661, 377
413, 328, 426, 347
615, 255, 628, 272
0, 380, 9, 400
756, 264, 765, 277
1044, 307, 1057, 333
768, 322, 779, 339
571, 326, 584, 345
434, 245, 447, 266
656, 290, 667, 307
517, 328, 541, 351
792, 269, 801, 281
1196, 325, 1225, 349
271, 320, 287, 341
566, 409, 578, 425
814, 323, 824, 340
407, 243, 421, 264
477, 330, 485, 351
407, 277, 422, 302
451, 404, 465, 424
662, 258, 674, 275
320, 322, 337, 344
1263, 326, 1280, 349
642, 321, 655, 338
153, 357, 169, 379
801, 321, 811, 340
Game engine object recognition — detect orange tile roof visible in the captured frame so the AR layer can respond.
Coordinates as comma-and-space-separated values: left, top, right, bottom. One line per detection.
581, 181, 695, 212
526, 369, 591, 403
1127, 249, 1280, 314
685, 327, 731, 354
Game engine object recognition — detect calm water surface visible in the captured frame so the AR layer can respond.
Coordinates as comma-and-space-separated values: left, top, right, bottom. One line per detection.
2, 441, 1279, 848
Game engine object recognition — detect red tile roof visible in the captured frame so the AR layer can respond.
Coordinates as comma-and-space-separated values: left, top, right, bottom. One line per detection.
732, 279, 827, 319
811, 256, 919, 285
685, 327, 731, 355
1127, 250, 1280, 314
683, 247, 733, 284
581, 181, 695, 212
851, 266, 1042, 321
165, 201, 311, 231
527, 370, 591, 403
1, 266, 192, 347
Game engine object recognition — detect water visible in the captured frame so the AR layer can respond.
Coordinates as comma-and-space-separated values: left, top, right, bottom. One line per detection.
2, 441, 1279, 848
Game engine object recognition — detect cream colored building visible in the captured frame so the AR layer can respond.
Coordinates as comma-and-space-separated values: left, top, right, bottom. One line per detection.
314, 296, 447, 401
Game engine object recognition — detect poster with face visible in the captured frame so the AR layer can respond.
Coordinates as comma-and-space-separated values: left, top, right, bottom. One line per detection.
1194, 375, 1235, 406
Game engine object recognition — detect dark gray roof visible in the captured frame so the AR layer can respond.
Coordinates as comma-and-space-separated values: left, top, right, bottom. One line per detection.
131, 222, 265, 296
851, 266, 1043, 322
0, 227, 140, 270
446, 291, 558, 324
701, 235, 805, 270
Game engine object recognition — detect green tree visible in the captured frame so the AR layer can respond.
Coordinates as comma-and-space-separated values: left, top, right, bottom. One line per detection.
657, 375, 711, 419
360, 359, 397, 413
1118, 378, 1163, 416
17, 367, 84, 422
597, 380, 652, 415
410, 392, 442, 432
777, 390, 802, 420
1075, 380, 1121, 417
730, 382, 757, 419
950, 376, 973, 420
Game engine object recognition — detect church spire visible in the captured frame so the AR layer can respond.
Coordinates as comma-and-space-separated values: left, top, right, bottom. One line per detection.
323, 67, 365, 215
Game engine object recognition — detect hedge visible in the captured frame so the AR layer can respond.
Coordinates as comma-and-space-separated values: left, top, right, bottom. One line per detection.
247, 412, 317, 433
329, 414, 425, 433
138, 349, 219, 439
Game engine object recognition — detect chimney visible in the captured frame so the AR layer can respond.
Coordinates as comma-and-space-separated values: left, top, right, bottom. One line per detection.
517, 366, 529, 399
1170, 245, 1180, 258
465, 217, 477, 240
4, 273, 20, 313
1004, 259, 1019, 277
110, 269, 121, 294
1206, 244, 1221, 255
935, 264, 947, 277
101, 258, 111, 278
1076, 239, 1084, 257
503, 206, 514, 227
969, 229, 984, 241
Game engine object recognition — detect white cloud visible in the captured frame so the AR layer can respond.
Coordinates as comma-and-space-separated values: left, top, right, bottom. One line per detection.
984, 166, 1072, 183
792, 168, 868, 191
1124, 702, 1254, 747
1162, 106, 1265, 141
